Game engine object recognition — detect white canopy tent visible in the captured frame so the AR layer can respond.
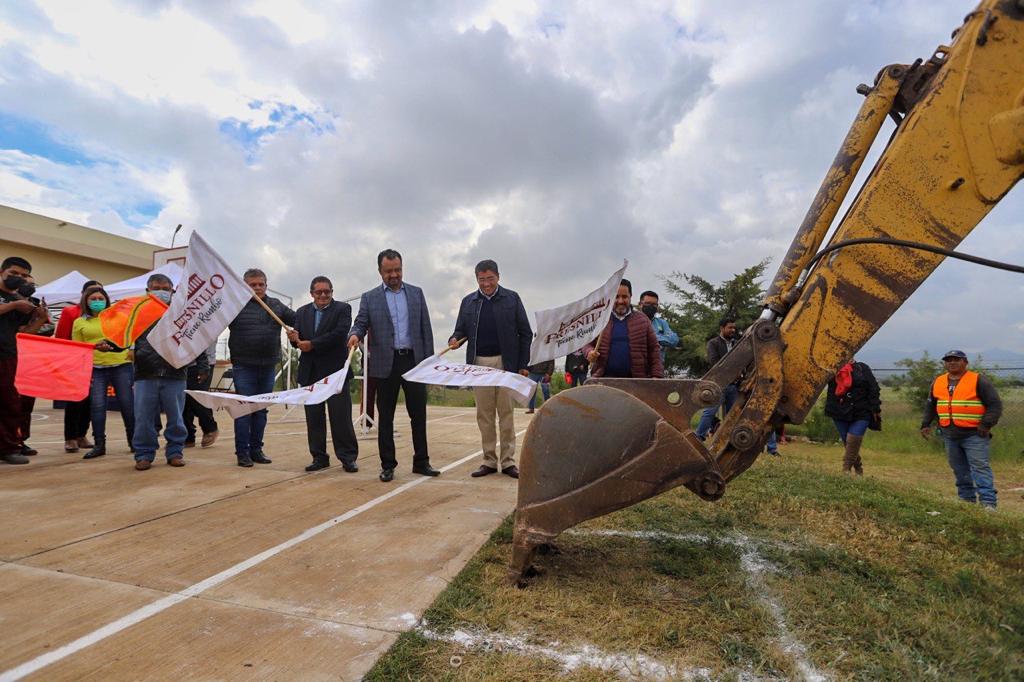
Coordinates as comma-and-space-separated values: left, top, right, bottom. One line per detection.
34, 270, 91, 306
104, 262, 183, 301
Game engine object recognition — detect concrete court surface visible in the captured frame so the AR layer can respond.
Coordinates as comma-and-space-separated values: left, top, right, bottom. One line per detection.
0, 402, 528, 680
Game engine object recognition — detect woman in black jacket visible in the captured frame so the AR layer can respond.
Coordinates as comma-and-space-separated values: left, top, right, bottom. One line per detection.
824, 360, 881, 475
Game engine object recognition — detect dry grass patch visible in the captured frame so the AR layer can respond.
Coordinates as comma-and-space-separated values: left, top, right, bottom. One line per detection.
368, 449, 1024, 680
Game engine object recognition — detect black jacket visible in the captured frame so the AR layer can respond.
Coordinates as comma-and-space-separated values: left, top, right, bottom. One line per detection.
706, 335, 737, 367
450, 286, 532, 372
294, 300, 352, 385
565, 351, 589, 376
133, 326, 209, 381
228, 296, 296, 368
824, 362, 881, 422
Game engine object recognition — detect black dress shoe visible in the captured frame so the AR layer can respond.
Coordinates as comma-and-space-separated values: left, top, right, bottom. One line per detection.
237, 455, 254, 468
342, 462, 359, 473
379, 468, 394, 482
305, 460, 329, 472
412, 464, 440, 477
250, 449, 272, 464
502, 465, 520, 479
20, 444, 37, 456
471, 465, 497, 478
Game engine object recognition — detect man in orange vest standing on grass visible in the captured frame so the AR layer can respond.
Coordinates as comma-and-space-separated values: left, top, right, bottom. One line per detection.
920, 350, 1002, 510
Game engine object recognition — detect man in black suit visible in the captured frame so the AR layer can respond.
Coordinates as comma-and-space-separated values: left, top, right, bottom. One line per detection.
288, 276, 359, 473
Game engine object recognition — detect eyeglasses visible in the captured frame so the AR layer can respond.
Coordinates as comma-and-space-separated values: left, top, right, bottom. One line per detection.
311, 289, 332, 296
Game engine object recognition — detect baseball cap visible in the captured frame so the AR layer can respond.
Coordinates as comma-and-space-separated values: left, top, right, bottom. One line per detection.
942, 350, 968, 361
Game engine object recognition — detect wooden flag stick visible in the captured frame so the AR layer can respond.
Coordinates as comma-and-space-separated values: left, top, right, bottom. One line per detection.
439, 337, 467, 357
251, 293, 292, 330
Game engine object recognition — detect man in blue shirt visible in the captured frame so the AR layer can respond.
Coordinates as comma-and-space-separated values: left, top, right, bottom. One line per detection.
349, 249, 438, 482
638, 290, 678, 366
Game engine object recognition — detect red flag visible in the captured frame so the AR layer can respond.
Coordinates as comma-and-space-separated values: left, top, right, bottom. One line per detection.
99, 294, 168, 348
14, 334, 95, 401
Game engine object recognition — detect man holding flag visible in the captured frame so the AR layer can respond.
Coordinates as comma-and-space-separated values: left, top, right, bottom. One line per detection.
584, 278, 663, 379
0, 256, 48, 464
141, 231, 255, 468
287, 276, 358, 473
130, 274, 208, 470
448, 259, 532, 479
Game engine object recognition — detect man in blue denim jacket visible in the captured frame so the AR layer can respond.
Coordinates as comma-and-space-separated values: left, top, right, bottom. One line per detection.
638, 291, 678, 366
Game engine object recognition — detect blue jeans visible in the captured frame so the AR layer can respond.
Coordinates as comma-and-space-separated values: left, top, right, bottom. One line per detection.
696, 384, 738, 439
132, 378, 187, 462
232, 364, 277, 455
833, 418, 870, 443
943, 433, 997, 506
527, 372, 551, 410
89, 364, 135, 443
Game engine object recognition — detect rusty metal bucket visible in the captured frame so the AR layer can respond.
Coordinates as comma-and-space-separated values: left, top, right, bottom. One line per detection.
508, 382, 726, 584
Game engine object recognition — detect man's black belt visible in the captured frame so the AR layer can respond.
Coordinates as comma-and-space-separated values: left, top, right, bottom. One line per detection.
394, 348, 413, 355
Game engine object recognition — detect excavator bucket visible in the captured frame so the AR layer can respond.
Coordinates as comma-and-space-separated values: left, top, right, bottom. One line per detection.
508, 321, 784, 585
508, 382, 727, 584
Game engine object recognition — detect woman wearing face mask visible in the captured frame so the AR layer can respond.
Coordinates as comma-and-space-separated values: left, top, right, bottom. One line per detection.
72, 286, 135, 459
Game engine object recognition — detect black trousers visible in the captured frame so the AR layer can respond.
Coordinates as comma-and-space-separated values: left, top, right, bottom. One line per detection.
63, 396, 92, 440
183, 367, 218, 440
305, 381, 358, 465
0, 358, 22, 455
375, 351, 428, 471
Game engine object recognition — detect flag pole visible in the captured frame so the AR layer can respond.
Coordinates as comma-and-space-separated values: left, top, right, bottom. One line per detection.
439, 337, 467, 357
251, 294, 292, 329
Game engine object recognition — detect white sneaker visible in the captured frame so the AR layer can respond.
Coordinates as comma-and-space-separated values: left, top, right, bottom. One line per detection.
981, 504, 997, 512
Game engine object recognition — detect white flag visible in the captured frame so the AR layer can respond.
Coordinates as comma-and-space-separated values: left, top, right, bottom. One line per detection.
187, 355, 352, 419
403, 355, 537, 405
528, 259, 628, 366
148, 232, 253, 368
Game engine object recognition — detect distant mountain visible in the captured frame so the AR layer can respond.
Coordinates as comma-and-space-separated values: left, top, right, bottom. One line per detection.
857, 345, 1024, 369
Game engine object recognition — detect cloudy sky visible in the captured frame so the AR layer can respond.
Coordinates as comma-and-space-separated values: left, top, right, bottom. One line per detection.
1, 0, 1021, 364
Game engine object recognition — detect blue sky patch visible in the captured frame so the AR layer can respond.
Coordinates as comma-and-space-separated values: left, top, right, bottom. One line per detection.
219, 101, 334, 162
0, 110, 98, 167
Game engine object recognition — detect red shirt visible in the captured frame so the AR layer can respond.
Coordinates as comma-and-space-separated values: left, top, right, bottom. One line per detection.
55, 304, 82, 340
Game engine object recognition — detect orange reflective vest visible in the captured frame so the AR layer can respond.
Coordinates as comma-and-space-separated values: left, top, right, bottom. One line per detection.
933, 371, 985, 428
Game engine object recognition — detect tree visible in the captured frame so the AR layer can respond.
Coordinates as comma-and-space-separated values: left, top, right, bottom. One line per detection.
890, 353, 942, 409
892, 352, 1009, 410
658, 259, 771, 377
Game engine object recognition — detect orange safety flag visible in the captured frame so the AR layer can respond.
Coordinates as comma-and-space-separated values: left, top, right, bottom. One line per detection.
14, 334, 95, 401
99, 294, 168, 348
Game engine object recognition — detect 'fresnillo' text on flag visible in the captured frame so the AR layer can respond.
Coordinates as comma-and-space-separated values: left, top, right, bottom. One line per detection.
527, 259, 628, 366
147, 232, 253, 369
402, 355, 537, 405
186, 354, 353, 419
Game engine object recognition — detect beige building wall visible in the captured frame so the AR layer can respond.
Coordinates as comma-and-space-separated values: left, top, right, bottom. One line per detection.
0, 204, 161, 284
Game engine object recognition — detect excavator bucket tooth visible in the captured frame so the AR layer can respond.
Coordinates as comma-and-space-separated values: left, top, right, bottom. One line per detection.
509, 384, 724, 585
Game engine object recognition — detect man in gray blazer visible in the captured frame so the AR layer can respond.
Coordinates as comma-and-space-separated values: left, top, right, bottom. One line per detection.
348, 249, 439, 482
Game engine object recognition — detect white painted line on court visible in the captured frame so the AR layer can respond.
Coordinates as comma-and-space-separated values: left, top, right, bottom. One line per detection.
0, 428, 527, 681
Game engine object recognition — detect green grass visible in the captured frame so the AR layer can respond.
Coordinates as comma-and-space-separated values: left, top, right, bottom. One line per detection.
786, 387, 1024, 461
366, 444, 1024, 680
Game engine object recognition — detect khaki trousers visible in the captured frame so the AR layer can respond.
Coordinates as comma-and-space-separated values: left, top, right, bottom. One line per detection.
473, 355, 517, 469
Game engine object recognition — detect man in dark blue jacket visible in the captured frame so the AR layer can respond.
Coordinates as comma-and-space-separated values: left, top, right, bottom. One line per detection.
287, 276, 358, 473
227, 268, 295, 467
448, 260, 532, 479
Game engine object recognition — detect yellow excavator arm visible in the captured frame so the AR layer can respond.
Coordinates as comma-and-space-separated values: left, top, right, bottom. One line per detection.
510, 0, 1024, 583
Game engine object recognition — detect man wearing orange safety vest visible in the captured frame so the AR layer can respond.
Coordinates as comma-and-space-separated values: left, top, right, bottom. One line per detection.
920, 350, 1002, 510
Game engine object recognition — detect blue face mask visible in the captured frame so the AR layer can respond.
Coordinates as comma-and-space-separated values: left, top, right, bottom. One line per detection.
87, 299, 107, 313
150, 290, 172, 304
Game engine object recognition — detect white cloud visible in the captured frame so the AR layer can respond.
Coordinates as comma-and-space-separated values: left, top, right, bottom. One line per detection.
0, 0, 1020, 365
